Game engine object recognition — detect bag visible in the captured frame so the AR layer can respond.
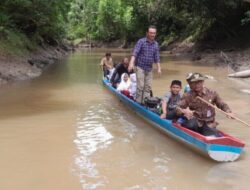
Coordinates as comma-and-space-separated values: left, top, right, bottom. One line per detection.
144, 97, 162, 115
144, 97, 161, 108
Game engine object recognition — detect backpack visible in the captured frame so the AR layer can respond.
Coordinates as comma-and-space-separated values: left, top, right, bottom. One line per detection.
144, 97, 162, 115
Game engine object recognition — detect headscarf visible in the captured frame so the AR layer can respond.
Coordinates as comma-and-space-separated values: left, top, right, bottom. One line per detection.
128, 73, 137, 98
117, 73, 131, 91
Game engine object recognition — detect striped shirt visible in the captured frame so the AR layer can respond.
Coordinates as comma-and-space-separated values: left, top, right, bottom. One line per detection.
132, 37, 160, 72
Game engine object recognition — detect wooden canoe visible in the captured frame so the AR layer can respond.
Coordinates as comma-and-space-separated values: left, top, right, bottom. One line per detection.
228, 69, 250, 78
103, 79, 245, 162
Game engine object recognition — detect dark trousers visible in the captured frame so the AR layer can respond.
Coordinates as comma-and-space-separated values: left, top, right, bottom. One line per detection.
182, 118, 220, 137
111, 74, 121, 88
166, 110, 178, 120
103, 68, 110, 77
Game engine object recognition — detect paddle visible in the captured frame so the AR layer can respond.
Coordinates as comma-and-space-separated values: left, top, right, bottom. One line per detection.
196, 96, 250, 127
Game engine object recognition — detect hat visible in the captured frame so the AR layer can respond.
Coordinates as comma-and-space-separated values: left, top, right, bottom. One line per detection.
186, 72, 207, 82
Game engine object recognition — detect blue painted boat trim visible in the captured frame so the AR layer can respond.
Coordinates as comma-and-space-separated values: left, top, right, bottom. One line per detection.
209, 144, 242, 154
103, 79, 243, 155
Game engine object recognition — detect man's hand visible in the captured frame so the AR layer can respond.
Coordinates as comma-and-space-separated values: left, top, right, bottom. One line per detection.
157, 67, 161, 75
226, 112, 235, 119
128, 56, 135, 72
128, 62, 134, 72
156, 63, 161, 75
183, 107, 194, 120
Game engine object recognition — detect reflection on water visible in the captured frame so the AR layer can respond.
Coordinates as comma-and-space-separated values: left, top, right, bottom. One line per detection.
0, 50, 250, 190
73, 104, 114, 189
72, 99, 172, 190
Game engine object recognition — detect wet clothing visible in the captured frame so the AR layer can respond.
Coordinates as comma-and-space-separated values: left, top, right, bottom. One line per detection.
175, 87, 231, 136
110, 63, 129, 85
132, 37, 160, 72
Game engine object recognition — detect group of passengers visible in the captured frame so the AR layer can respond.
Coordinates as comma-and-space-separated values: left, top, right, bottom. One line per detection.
101, 53, 234, 137
100, 53, 136, 99
100, 25, 235, 138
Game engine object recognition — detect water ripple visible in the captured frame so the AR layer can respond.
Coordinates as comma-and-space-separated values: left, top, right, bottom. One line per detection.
73, 104, 114, 189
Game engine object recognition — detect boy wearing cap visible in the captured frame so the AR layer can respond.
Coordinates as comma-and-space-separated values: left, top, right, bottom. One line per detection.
160, 80, 182, 120
175, 72, 234, 136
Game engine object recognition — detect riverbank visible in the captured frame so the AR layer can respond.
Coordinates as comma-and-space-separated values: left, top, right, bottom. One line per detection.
165, 40, 250, 74
0, 44, 73, 86
165, 41, 250, 89
1, 38, 249, 87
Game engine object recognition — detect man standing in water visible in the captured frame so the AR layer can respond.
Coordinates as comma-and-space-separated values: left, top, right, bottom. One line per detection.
128, 25, 161, 104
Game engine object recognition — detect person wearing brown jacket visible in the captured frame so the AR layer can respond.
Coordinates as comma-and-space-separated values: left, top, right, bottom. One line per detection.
175, 72, 234, 136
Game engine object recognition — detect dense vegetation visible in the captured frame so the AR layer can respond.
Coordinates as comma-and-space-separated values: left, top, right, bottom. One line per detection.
1, 0, 250, 53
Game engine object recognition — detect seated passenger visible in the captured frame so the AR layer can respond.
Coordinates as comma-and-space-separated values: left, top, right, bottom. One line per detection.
160, 80, 182, 120
110, 57, 130, 88
175, 72, 234, 137
128, 73, 137, 100
117, 73, 131, 92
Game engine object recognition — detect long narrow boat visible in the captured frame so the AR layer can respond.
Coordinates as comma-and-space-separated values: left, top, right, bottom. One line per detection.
228, 69, 250, 78
103, 79, 245, 162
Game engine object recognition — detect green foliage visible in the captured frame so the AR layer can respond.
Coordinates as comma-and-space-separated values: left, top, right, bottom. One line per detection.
0, 30, 37, 56
0, 0, 71, 44
242, 11, 250, 25
96, 0, 132, 41
0, 0, 250, 49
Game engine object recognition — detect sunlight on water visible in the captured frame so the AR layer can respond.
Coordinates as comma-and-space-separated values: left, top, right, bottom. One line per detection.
73, 104, 114, 189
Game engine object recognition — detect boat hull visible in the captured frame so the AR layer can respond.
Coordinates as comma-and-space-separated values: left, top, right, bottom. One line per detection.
228, 69, 250, 78
103, 79, 245, 162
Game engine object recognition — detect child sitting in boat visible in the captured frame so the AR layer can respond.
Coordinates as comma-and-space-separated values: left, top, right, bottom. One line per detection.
160, 80, 182, 120
117, 73, 131, 94
128, 73, 137, 100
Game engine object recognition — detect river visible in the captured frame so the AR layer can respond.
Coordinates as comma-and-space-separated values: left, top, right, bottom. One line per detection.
0, 49, 249, 190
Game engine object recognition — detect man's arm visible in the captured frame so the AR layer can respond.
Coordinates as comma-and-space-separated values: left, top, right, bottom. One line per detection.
100, 57, 104, 66
156, 62, 161, 74
128, 39, 142, 72
175, 94, 194, 120
160, 100, 167, 119
128, 56, 135, 72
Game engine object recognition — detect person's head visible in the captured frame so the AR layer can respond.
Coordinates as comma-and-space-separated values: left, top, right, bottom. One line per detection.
170, 80, 182, 95
186, 72, 206, 93
122, 57, 129, 68
105, 52, 111, 59
146, 25, 157, 42
122, 73, 129, 82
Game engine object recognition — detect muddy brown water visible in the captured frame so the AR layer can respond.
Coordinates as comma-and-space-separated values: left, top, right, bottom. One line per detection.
0, 49, 249, 190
